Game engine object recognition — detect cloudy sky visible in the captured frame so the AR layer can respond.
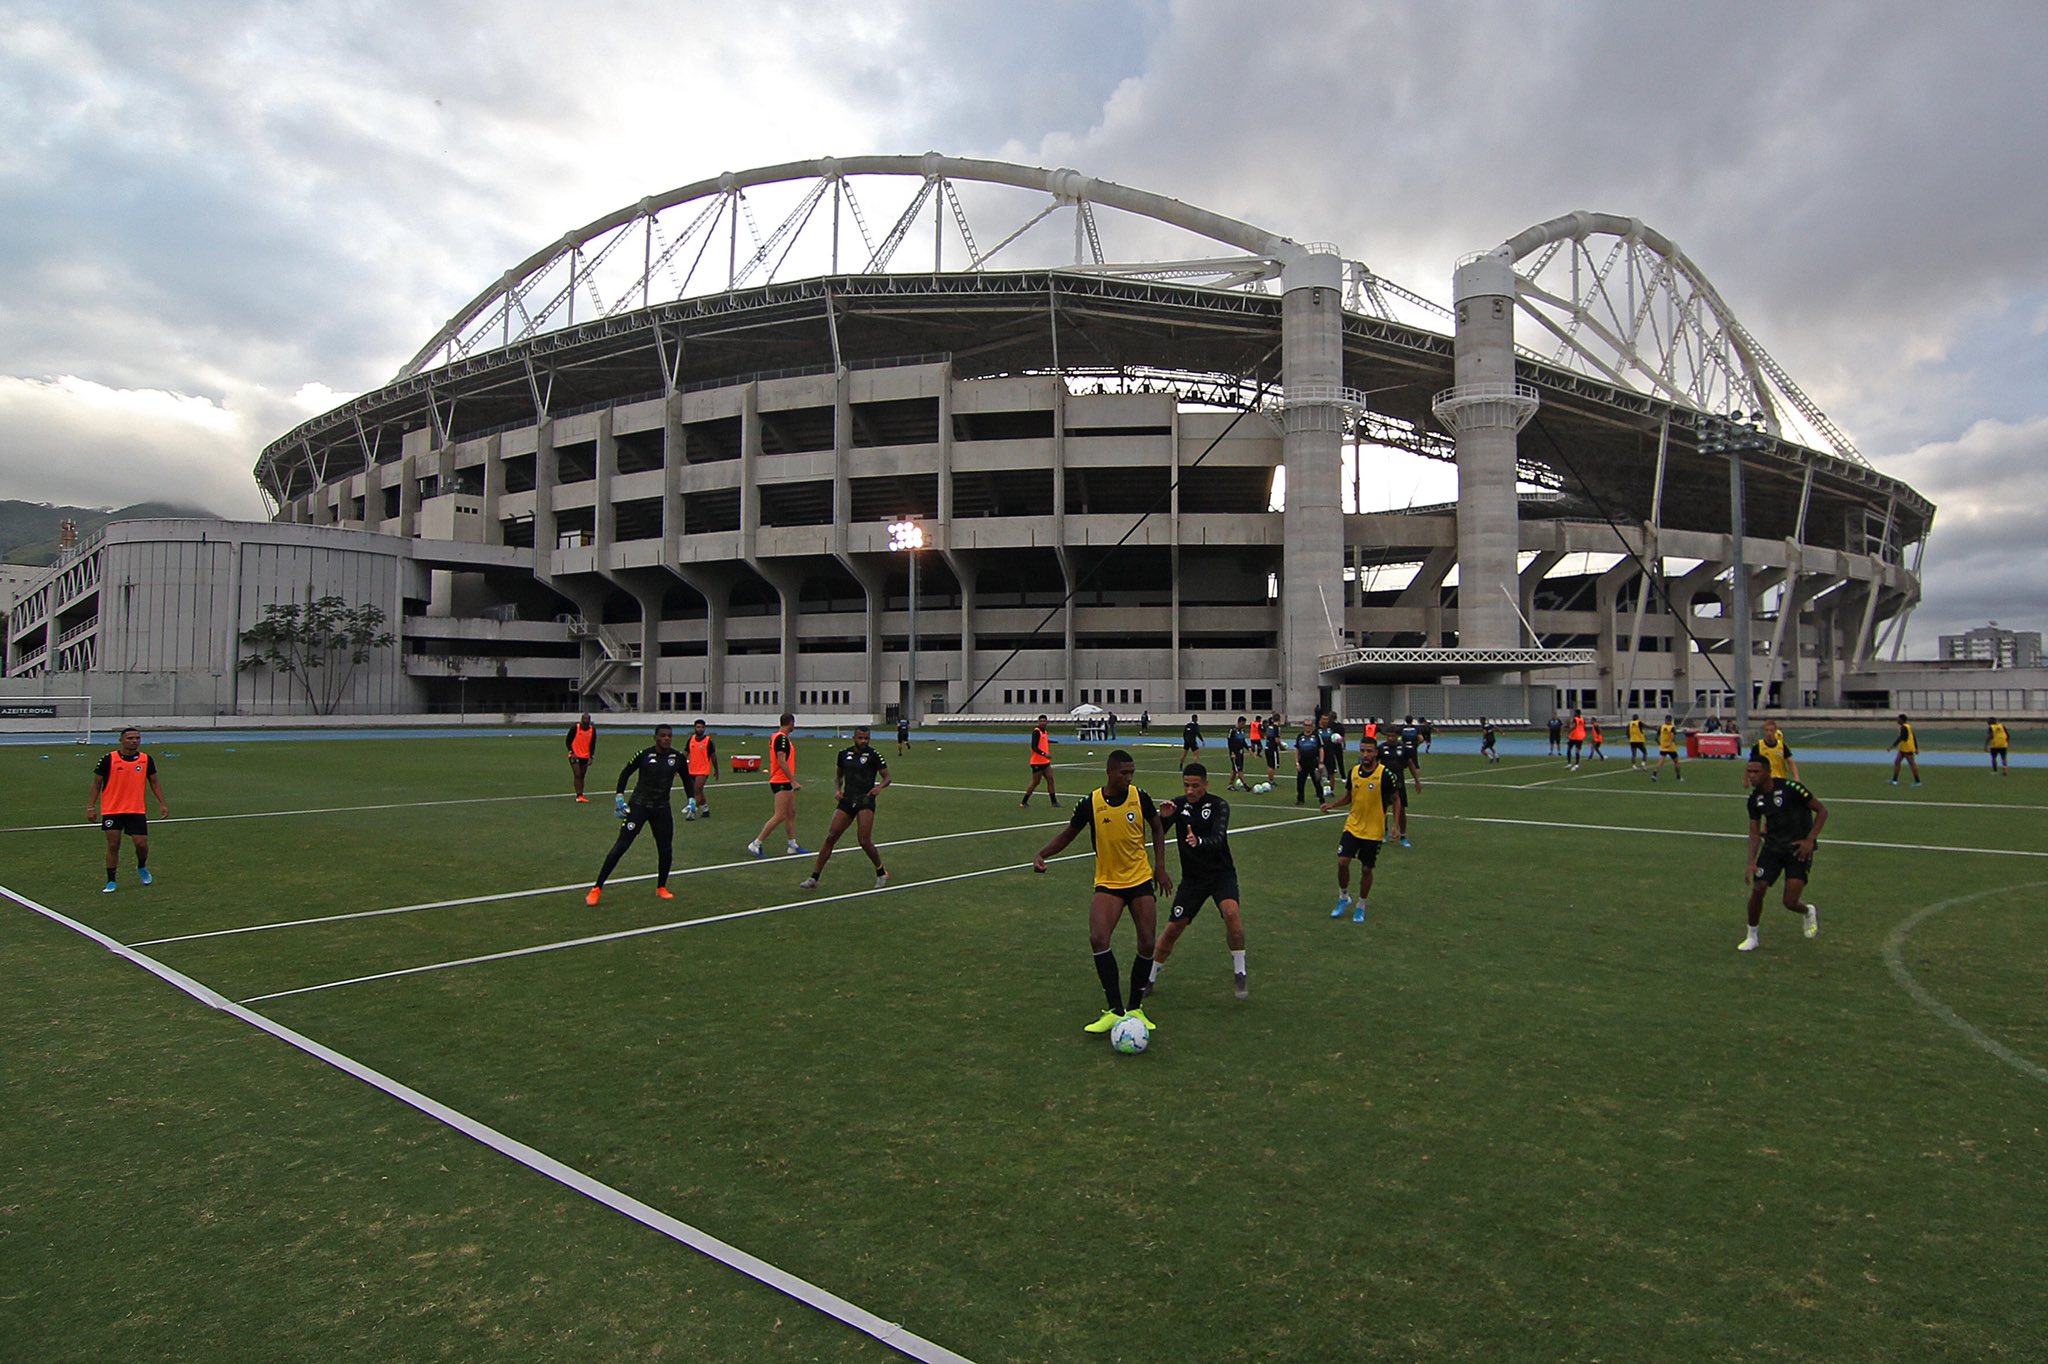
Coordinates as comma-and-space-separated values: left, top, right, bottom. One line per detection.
4, 0, 2045, 650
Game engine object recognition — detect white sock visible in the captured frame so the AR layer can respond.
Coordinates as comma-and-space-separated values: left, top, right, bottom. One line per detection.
1745, 927, 1760, 944
1149, 960, 1163, 982
1231, 950, 1246, 974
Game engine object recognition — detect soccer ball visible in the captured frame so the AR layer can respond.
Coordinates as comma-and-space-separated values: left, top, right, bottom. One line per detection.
1109, 1015, 1151, 1054
1253, 781, 1272, 794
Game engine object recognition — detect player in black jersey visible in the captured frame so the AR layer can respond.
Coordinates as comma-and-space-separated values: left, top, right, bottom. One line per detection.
1381, 729, 1423, 848
1146, 763, 1248, 1000
1225, 717, 1251, 791
799, 725, 892, 890
1739, 757, 1828, 952
586, 724, 687, 905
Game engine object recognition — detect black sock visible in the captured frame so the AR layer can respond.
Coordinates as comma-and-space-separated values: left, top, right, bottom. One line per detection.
104, 866, 116, 881
136, 853, 147, 869
1092, 949, 1123, 1012
1129, 955, 1153, 1010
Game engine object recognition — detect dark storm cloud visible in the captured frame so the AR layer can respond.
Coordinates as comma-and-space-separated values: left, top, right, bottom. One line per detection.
2, 0, 2041, 647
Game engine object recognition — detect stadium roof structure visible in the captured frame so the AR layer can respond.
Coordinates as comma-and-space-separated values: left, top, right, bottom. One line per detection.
257, 154, 1932, 557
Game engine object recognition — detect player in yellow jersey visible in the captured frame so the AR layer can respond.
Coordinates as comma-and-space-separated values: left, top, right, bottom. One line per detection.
1748, 718, 1799, 781
1033, 749, 1170, 1035
1318, 735, 1393, 923
1887, 712, 1921, 787
1986, 717, 2011, 775
1627, 714, 1648, 769
1650, 715, 1683, 783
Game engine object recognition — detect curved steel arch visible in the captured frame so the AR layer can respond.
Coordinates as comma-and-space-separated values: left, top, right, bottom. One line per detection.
1485, 211, 1865, 466
399, 153, 1313, 381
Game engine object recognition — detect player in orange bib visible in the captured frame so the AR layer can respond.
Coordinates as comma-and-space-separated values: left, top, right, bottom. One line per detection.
565, 713, 597, 801
90, 726, 168, 893
1020, 715, 1059, 807
683, 719, 719, 820
747, 713, 809, 858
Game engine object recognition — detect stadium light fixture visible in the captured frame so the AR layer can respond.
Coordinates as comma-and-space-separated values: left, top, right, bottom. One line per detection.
887, 518, 925, 723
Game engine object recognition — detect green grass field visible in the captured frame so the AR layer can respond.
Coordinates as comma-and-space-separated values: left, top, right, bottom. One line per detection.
5, 732, 2046, 1361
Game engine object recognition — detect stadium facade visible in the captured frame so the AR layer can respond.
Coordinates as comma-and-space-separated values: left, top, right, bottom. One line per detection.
10, 157, 1947, 723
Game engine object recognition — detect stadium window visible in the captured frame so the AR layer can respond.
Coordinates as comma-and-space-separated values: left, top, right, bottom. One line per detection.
1056, 690, 1064, 704
1185, 689, 1204, 710
1231, 689, 1246, 711
1003, 689, 1012, 704
1251, 689, 1272, 711
1210, 690, 1225, 711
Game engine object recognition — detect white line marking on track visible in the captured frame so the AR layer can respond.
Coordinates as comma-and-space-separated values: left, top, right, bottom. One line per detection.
1882, 881, 2048, 1088
133, 816, 1076, 946
0, 791, 567, 834
232, 810, 1336, 1003
1417, 812, 2048, 858
0, 882, 974, 1364
1497, 780, 2048, 813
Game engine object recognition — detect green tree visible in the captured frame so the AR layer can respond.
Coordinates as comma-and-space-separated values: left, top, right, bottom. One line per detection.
238, 596, 396, 715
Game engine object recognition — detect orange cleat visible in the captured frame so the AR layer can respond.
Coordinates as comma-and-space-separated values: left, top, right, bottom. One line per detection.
584, 886, 602, 906
655, 886, 674, 899
576, 795, 589, 803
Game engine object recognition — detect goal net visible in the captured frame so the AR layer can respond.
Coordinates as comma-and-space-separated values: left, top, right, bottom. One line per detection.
0, 695, 95, 745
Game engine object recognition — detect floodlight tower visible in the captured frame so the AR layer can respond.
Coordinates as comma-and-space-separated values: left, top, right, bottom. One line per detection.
887, 517, 926, 722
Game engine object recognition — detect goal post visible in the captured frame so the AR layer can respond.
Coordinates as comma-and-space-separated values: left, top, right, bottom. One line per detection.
0, 695, 95, 745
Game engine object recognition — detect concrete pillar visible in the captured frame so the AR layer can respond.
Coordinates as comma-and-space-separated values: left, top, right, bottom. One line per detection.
1439, 251, 1537, 651
1280, 248, 1344, 718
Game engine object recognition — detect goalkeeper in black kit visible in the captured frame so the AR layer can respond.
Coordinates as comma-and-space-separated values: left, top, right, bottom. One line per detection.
585, 724, 688, 906
1146, 762, 1250, 1001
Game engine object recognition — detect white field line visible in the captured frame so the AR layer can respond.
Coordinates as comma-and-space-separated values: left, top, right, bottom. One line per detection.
232, 810, 1336, 1005
0, 882, 974, 1364
1414, 811, 2048, 859
1424, 760, 1556, 782
0, 791, 567, 834
1496, 778, 2048, 814
133, 815, 1077, 947
1882, 881, 2048, 1089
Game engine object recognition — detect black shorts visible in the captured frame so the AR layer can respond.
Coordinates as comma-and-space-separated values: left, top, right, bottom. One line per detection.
1387, 771, 1408, 802
1753, 845, 1813, 886
836, 793, 878, 817
770, 781, 793, 793
101, 813, 148, 836
1169, 872, 1241, 922
1336, 832, 1382, 865
568, 756, 591, 769
1229, 749, 1246, 771
1094, 881, 1156, 906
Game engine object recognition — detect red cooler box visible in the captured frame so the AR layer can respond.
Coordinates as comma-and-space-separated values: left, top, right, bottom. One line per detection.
1691, 732, 1742, 759
731, 754, 763, 772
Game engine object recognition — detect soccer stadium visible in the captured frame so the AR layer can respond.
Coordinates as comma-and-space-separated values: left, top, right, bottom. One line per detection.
245, 154, 1933, 724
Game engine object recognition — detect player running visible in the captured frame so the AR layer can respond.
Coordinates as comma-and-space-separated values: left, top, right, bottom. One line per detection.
1627, 714, 1648, 768
897, 715, 911, 753
1480, 717, 1500, 763
799, 725, 891, 890
586, 724, 687, 905
1033, 749, 1169, 1036
1589, 718, 1606, 761
1420, 717, 1434, 753
1226, 717, 1252, 791
1147, 762, 1248, 1001
1020, 715, 1059, 807
1319, 735, 1394, 923
1749, 718, 1799, 782
1651, 715, 1683, 782
747, 713, 810, 858
1888, 713, 1922, 787
566, 712, 598, 801
1182, 715, 1204, 765
1565, 711, 1586, 769
90, 726, 168, 893
1987, 717, 2011, 774
683, 718, 719, 820
1740, 756, 1828, 952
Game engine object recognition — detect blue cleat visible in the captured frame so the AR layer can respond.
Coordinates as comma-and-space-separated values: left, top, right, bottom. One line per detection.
1399, 837, 1411, 849
138, 867, 154, 886
102, 880, 117, 894
1330, 895, 1353, 919
1352, 902, 1367, 923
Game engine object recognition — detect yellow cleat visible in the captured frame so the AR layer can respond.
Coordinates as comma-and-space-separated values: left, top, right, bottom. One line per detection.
1083, 1009, 1124, 1034
1127, 1007, 1157, 1032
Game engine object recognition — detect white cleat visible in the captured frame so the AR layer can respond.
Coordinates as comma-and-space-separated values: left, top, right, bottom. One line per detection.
1738, 936, 1759, 952
746, 839, 765, 858
874, 871, 889, 889
1804, 905, 1819, 939
799, 875, 819, 889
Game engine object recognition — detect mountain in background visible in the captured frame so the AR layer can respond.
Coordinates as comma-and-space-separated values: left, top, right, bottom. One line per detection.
1, 499, 224, 566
